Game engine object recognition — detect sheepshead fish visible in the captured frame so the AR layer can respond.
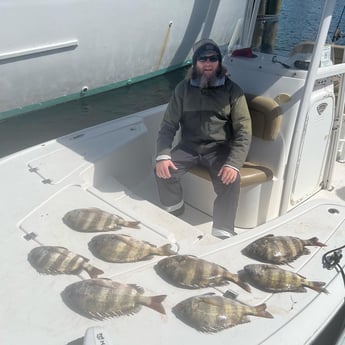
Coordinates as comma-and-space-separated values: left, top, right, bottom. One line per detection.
155, 255, 250, 292
88, 234, 177, 263
62, 278, 166, 319
243, 264, 329, 294
63, 207, 140, 232
241, 234, 326, 265
28, 246, 104, 278
173, 293, 273, 332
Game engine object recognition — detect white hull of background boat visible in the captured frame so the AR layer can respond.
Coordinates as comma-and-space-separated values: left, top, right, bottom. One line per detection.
0, 0, 248, 120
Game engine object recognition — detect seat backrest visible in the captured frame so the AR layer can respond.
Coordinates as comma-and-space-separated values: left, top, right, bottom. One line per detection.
245, 94, 282, 141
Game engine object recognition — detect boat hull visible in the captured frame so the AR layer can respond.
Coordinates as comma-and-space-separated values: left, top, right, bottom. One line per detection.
0, 0, 247, 120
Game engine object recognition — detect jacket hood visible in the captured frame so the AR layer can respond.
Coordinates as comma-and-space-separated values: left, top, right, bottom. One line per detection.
192, 39, 222, 65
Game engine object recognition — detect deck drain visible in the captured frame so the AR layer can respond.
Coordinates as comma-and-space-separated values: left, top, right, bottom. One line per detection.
23, 232, 37, 241
328, 208, 340, 215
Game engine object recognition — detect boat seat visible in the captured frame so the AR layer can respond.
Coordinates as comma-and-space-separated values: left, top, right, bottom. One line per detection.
188, 161, 273, 188
182, 94, 282, 228
245, 93, 282, 141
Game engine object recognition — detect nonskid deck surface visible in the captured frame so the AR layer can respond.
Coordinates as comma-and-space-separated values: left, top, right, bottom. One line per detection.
4, 170, 345, 345
1, 115, 345, 344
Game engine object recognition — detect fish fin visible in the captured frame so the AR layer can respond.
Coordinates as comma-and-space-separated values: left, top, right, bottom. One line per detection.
91, 278, 120, 289
303, 248, 311, 255
122, 220, 141, 229
305, 281, 329, 294
197, 296, 222, 307
201, 292, 216, 297
134, 255, 154, 262
294, 286, 308, 293
285, 262, 294, 268
140, 239, 158, 247
157, 243, 178, 256
51, 246, 70, 252
84, 265, 104, 278
117, 234, 131, 238
225, 272, 251, 293
116, 234, 137, 245
307, 237, 327, 247
145, 295, 167, 314
253, 303, 274, 319
236, 280, 252, 292
108, 224, 121, 230
240, 316, 251, 324
115, 235, 158, 257
128, 284, 145, 294
238, 281, 251, 293
296, 272, 307, 279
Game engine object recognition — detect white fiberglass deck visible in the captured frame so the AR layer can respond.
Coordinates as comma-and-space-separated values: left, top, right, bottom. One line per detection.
1, 119, 345, 344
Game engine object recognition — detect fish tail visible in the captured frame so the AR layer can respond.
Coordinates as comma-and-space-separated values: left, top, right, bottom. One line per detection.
238, 280, 252, 293
121, 220, 141, 229
307, 237, 327, 247
84, 264, 104, 278
157, 244, 177, 256
253, 303, 274, 319
144, 295, 167, 314
227, 272, 251, 293
306, 281, 329, 294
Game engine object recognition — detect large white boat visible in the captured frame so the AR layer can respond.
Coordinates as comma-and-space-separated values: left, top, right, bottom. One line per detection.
0, 0, 247, 120
1, 0, 345, 344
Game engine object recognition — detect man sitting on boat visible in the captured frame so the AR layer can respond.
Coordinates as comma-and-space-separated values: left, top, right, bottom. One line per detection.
154, 39, 252, 239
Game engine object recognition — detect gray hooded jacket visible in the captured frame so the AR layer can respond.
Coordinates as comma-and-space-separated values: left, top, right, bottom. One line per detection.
156, 75, 252, 170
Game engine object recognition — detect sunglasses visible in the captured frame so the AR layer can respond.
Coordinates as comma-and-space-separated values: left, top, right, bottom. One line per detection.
197, 55, 219, 62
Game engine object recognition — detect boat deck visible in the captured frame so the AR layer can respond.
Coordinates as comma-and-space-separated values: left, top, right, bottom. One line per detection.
11, 180, 345, 345
1, 114, 345, 345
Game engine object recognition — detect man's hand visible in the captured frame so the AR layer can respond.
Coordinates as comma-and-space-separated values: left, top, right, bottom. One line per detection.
217, 165, 238, 185
155, 160, 177, 179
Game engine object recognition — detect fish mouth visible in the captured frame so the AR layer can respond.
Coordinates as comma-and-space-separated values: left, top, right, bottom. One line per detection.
61, 292, 106, 320
240, 247, 249, 255
60, 287, 98, 320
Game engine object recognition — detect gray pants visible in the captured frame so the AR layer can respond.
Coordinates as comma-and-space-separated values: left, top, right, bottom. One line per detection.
154, 144, 240, 232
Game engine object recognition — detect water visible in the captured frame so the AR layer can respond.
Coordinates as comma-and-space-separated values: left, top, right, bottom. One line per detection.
0, 66, 189, 158
275, 0, 345, 55
1, 0, 345, 159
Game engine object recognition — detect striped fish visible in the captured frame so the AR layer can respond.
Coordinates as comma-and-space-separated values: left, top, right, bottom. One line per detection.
28, 246, 104, 278
62, 207, 140, 232
62, 278, 166, 319
155, 255, 251, 292
243, 264, 329, 294
88, 234, 177, 263
241, 234, 326, 265
173, 293, 273, 332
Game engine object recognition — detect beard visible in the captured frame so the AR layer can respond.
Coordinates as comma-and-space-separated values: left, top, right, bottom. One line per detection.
198, 70, 218, 88
188, 64, 226, 88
